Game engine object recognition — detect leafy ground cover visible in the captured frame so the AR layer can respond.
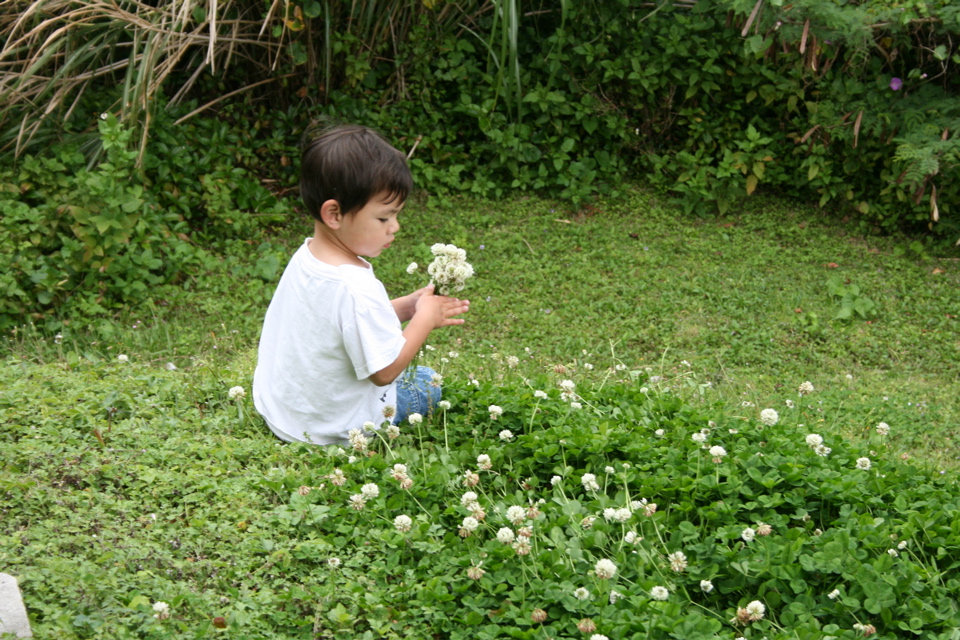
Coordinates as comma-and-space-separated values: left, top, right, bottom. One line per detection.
2, 188, 959, 638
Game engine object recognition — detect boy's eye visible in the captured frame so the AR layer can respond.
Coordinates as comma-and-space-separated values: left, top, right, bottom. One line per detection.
378, 218, 388, 223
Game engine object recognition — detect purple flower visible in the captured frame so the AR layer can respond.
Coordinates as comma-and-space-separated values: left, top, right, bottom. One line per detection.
889, 77, 903, 91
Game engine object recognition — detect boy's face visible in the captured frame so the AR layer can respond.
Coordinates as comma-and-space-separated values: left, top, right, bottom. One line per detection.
337, 192, 404, 259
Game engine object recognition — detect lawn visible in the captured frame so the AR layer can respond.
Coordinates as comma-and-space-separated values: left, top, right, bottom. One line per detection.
2, 187, 959, 638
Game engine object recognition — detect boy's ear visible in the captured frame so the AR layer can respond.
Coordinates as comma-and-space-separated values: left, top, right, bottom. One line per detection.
319, 199, 342, 228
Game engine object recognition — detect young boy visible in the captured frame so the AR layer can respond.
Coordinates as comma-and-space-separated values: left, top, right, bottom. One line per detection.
253, 125, 469, 445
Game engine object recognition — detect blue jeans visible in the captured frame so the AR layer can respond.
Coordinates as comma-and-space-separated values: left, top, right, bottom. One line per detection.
394, 366, 441, 424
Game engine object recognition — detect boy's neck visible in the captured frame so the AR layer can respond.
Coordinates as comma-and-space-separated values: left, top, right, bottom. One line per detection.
308, 222, 367, 268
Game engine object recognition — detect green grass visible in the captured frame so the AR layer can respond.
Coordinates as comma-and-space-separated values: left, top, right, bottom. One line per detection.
4, 187, 960, 638
6, 187, 959, 466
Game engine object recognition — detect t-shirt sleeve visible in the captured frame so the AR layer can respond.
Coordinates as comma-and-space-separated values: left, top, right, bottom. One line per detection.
341, 283, 405, 382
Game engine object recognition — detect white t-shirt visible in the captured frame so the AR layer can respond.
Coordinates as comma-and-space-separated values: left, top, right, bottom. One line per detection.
253, 239, 405, 444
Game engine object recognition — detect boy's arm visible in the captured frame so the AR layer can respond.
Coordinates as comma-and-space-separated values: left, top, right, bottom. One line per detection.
369, 293, 468, 386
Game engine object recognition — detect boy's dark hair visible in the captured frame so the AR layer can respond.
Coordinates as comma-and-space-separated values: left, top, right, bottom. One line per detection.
300, 124, 413, 220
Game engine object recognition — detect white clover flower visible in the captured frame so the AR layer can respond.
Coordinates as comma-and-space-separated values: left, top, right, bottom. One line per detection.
594, 559, 617, 579
887, 548, 899, 557
570, 401, 583, 410
700, 580, 714, 593
604, 466, 615, 474
534, 390, 548, 400
798, 381, 815, 395
165, 362, 177, 370
362, 421, 377, 432
640, 386, 649, 393
741, 527, 756, 542
581, 473, 600, 491
856, 457, 872, 470
117, 354, 129, 363
327, 557, 341, 568
406, 262, 418, 274
461, 516, 480, 532
876, 422, 890, 436
559, 379, 576, 392
814, 444, 832, 457
760, 408, 779, 426
360, 483, 379, 498
785, 399, 795, 408
382, 405, 396, 420
828, 588, 840, 600
477, 454, 492, 470
649, 586, 669, 601
496, 527, 515, 544
643, 502, 658, 517
438, 400, 451, 410
499, 429, 514, 441
573, 587, 591, 601
605, 507, 631, 523
347, 456, 358, 464
509, 539, 530, 556
745, 600, 765, 620
488, 405, 503, 420
506, 355, 519, 368
584, 363, 594, 370
667, 551, 687, 572
550, 475, 561, 486
609, 589, 624, 604
898, 540, 908, 550
386, 424, 401, 439
691, 432, 707, 444
461, 491, 478, 506
805, 433, 824, 447
427, 244, 473, 294
152, 601, 170, 620
228, 386, 245, 399
624, 531, 639, 544
348, 494, 366, 510
408, 413, 423, 425
100, 112, 109, 120
741, 401, 754, 408
590, 635, 609, 640
654, 428, 665, 437
506, 505, 526, 525
709, 445, 727, 459
394, 514, 413, 533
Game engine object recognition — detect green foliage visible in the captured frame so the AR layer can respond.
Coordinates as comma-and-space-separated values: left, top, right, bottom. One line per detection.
3, 351, 960, 639
0, 116, 204, 330
826, 277, 878, 321
284, 0, 959, 233
0, 101, 303, 332
5, 0, 960, 237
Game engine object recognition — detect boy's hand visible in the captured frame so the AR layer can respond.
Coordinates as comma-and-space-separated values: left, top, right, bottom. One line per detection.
392, 284, 436, 322
414, 287, 469, 328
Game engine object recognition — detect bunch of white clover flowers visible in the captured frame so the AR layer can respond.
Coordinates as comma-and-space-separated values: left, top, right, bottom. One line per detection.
424, 243, 474, 295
